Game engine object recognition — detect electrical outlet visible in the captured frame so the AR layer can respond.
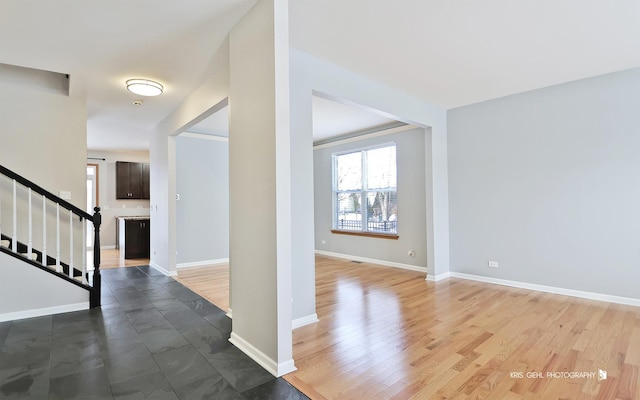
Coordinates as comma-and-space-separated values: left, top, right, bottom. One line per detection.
408, 250, 415, 257
321, 240, 326, 245
488, 260, 499, 268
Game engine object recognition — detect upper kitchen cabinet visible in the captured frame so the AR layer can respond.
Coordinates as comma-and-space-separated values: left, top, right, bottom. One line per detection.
116, 161, 150, 199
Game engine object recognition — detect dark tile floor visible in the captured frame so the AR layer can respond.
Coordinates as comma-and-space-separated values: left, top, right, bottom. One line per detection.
0, 265, 308, 400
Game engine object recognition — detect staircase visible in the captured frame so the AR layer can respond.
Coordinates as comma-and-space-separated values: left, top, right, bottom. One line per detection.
0, 164, 102, 308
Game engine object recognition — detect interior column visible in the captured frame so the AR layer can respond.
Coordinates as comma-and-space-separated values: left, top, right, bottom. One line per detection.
228, 0, 295, 376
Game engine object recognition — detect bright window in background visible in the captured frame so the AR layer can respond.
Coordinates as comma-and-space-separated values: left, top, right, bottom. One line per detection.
332, 143, 397, 235
86, 165, 98, 247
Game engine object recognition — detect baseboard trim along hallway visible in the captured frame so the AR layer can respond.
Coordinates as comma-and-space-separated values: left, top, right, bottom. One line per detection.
150, 261, 177, 277
0, 302, 89, 323
315, 250, 427, 273
448, 271, 640, 307
229, 332, 297, 377
177, 258, 229, 269
292, 313, 319, 329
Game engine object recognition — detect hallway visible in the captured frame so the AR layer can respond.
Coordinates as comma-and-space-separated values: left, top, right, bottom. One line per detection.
0, 265, 307, 399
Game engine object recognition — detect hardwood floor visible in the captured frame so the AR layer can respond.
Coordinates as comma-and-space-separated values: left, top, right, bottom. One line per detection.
175, 255, 640, 399
90, 248, 150, 269
287, 256, 640, 399
174, 263, 230, 312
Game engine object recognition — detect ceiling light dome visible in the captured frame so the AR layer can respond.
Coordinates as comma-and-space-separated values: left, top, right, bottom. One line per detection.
126, 79, 163, 96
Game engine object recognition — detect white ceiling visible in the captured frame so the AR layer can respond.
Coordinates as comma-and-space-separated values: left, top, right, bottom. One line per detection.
0, 0, 258, 151
290, 0, 640, 108
1, 0, 639, 151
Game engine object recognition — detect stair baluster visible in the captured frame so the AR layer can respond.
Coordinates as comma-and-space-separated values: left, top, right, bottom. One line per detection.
42, 195, 47, 267
68, 209, 73, 279
28, 187, 32, 260
82, 216, 87, 284
12, 179, 17, 253
0, 176, 2, 241
56, 203, 61, 273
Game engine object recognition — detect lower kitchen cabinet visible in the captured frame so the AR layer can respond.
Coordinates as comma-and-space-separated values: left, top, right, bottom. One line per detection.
117, 217, 150, 259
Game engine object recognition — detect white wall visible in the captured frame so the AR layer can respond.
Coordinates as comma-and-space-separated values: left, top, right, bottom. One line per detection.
314, 128, 428, 269
86, 150, 151, 248
448, 68, 640, 300
0, 81, 86, 208
0, 251, 89, 321
0, 76, 87, 269
0, 63, 68, 96
0, 69, 89, 320
176, 135, 229, 266
228, 0, 294, 376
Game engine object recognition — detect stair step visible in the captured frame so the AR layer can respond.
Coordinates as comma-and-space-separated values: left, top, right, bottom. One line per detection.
20, 252, 38, 261
1, 239, 9, 248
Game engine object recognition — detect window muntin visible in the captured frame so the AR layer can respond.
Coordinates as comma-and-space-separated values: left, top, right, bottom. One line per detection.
333, 144, 397, 235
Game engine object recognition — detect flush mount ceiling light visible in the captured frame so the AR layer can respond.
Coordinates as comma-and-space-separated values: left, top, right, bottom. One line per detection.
126, 79, 163, 96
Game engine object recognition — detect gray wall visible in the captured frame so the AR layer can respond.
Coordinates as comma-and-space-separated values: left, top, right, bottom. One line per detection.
291, 48, 449, 280
314, 127, 428, 268
448, 68, 640, 299
176, 135, 229, 264
150, 39, 230, 276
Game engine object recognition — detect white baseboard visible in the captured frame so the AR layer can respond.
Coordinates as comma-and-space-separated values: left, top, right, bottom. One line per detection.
292, 313, 319, 329
315, 250, 427, 273
100, 245, 116, 250
177, 258, 229, 270
229, 332, 297, 377
0, 302, 89, 323
149, 261, 177, 277
226, 308, 232, 319
449, 272, 640, 308
426, 272, 451, 282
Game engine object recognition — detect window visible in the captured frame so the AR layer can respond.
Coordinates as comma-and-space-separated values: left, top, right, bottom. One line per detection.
333, 143, 397, 236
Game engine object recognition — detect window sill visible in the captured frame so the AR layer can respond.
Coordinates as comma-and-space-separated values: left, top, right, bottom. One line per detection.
331, 229, 399, 240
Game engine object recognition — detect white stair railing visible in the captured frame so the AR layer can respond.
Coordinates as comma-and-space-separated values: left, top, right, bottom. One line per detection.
0, 164, 102, 308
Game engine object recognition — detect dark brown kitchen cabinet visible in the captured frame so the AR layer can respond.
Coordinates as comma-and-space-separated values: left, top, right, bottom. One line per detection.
116, 161, 150, 199
117, 218, 150, 259
141, 163, 150, 199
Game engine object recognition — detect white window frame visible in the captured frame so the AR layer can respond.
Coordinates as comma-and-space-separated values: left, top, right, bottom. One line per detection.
331, 142, 398, 237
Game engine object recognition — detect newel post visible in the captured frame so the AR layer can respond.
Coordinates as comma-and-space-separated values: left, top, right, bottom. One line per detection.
90, 207, 102, 308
